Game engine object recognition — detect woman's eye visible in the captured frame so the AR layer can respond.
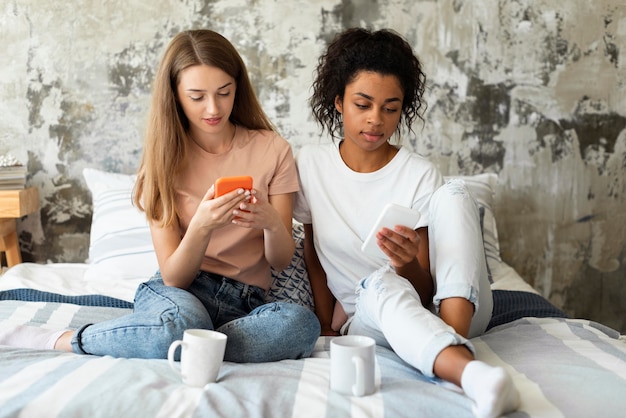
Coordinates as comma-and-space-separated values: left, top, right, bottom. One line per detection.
384, 107, 399, 113
190, 96, 203, 101
218, 91, 231, 97
355, 103, 368, 109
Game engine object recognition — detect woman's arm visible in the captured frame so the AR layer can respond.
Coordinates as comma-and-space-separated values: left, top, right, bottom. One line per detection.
150, 218, 207, 289
377, 226, 434, 307
227, 189, 295, 271
261, 192, 296, 271
303, 223, 339, 336
152, 186, 249, 288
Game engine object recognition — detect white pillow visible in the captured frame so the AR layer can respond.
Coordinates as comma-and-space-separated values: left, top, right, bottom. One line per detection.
83, 168, 159, 283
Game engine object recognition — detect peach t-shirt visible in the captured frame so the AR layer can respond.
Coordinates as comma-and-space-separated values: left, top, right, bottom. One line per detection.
175, 127, 298, 290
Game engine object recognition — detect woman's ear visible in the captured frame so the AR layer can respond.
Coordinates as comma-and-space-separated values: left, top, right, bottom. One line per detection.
334, 95, 343, 114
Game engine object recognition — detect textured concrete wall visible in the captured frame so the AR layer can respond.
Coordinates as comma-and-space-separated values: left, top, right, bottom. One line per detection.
1, 0, 625, 332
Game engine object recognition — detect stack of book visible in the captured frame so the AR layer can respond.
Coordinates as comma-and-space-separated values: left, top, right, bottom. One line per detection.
0, 153, 27, 190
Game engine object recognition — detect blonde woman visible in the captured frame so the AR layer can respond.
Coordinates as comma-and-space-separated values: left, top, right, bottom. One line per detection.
3, 29, 319, 362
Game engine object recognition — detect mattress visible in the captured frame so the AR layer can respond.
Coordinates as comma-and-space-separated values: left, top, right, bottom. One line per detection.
1, 261, 625, 417
2, 170, 624, 416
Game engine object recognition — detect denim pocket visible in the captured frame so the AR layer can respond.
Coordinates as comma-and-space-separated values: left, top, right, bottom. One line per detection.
247, 290, 265, 311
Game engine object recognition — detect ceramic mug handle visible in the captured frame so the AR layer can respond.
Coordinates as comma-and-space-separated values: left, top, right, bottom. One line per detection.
167, 339, 185, 376
352, 356, 366, 396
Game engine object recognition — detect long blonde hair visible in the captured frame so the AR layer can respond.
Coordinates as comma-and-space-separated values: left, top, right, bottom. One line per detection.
133, 29, 275, 227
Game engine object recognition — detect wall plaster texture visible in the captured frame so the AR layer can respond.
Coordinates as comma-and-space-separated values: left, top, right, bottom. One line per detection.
1, 0, 625, 332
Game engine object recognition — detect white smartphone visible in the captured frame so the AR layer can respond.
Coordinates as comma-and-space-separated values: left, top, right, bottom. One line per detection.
361, 203, 421, 258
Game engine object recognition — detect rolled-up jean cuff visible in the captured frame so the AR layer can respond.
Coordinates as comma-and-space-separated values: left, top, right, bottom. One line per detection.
70, 323, 92, 355
421, 332, 475, 377
433, 283, 479, 312
339, 315, 354, 335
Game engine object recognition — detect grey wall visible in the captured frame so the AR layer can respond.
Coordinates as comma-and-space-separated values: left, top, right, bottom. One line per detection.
1, 0, 625, 332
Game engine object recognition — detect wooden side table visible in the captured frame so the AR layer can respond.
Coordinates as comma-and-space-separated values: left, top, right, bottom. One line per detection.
0, 187, 39, 267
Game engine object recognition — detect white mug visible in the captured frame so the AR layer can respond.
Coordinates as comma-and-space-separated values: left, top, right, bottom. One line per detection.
330, 335, 376, 396
168, 329, 227, 387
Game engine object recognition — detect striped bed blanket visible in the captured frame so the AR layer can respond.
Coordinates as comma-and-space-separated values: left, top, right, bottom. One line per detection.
1, 299, 625, 417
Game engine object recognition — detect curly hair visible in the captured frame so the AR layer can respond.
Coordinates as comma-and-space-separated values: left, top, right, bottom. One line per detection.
310, 28, 427, 141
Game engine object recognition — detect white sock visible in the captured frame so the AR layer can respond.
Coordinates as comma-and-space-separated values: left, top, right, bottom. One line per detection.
0, 325, 67, 350
461, 360, 520, 418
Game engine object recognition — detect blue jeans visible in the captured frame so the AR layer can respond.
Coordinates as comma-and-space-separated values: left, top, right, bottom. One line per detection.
71, 271, 320, 362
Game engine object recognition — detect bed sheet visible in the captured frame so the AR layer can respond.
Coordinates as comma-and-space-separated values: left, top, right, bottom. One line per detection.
0, 213, 617, 418
1, 298, 625, 418
0, 260, 567, 333
0, 256, 539, 302
0, 263, 140, 302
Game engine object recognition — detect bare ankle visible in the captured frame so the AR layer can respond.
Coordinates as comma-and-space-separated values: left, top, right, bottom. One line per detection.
433, 345, 474, 386
53, 330, 74, 351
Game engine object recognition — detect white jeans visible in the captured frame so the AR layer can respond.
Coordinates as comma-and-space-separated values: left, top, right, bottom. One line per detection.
345, 179, 492, 377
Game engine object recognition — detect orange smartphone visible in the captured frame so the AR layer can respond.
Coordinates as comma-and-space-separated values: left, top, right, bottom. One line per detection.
214, 176, 253, 197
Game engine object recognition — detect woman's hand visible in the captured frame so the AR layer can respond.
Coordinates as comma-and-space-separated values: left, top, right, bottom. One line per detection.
375, 225, 421, 269
229, 190, 283, 232
377, 226, 434, 306
154, 185, 249, 288
190, 185, 250, 233
232, 190, 294, 271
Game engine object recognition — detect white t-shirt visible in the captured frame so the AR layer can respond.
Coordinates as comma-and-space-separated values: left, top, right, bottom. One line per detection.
294, 141, 443, 315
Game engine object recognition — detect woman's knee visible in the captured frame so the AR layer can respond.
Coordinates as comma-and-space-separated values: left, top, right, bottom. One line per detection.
141, 282, 214, 352
220, 302, 320, 362
428, 180, 484, 266
148, 309, 213, 359
363, 270, 421, 301
268, 302, 320, 346
430, 179, 479, 215
293, 304, 321, 341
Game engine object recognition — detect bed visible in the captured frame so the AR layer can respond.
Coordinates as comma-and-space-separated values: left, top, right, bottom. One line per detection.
1, 168, 625, 417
